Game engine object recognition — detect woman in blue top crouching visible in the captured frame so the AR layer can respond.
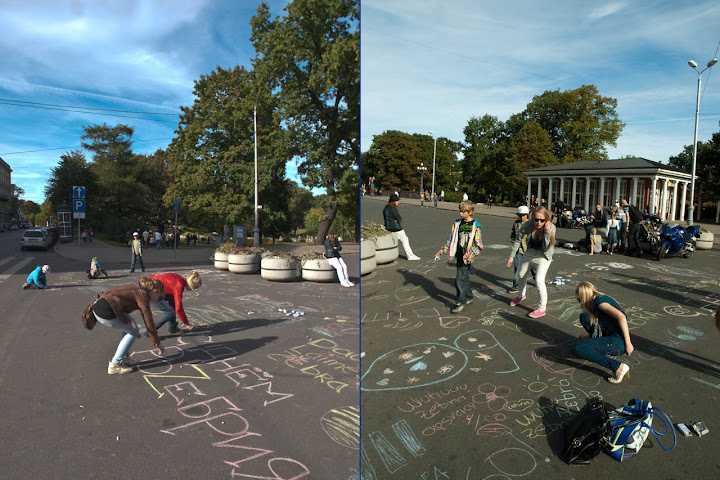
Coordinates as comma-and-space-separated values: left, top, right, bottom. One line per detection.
571, 281, 634, 384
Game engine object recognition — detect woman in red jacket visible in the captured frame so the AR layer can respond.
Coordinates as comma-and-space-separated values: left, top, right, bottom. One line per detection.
150, 271, 202, 333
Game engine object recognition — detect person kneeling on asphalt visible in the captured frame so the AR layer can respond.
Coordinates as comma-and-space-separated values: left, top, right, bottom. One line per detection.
434, 201, 483, 314
324, 228, 354, 287
23, 264, 50, 290
87, 256, 109, 279
149, 271, 201, 333
81, 277, 165, 375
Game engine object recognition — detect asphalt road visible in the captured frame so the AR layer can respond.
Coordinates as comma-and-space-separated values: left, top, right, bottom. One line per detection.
360, 197, 720, 480
0, 228, 360, 479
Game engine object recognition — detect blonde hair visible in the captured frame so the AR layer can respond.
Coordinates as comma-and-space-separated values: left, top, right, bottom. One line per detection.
531, 206, 556, 247
92, 257, 98, 262
139, 277, 165, 297
576, 281, 601, 325
459, 200, 474, 215
186, 270, 202, 291
590, 226, 597, 235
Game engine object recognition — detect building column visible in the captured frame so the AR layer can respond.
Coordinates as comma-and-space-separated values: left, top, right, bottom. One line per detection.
614, 177, 621, 204
670, 181, 679, 221
659, 178, 668, 219
680, 181, 688, 222
571, 177, 577, 209
599, 177, 606, 207
548, 177, 553, 206
584, 176, 591, 212
631, 177, 639, 209
527, 178, 532, 206
537, 178, 543, 206
649, 177, 657, 214
559, 177, 565, 205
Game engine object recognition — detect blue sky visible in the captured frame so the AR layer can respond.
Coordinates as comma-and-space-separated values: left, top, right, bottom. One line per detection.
0, 0, 301, 204
361, 0, 720, 166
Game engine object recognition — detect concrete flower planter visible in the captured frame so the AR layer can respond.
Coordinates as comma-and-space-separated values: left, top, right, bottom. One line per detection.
696, 230, 714, 250
373, 233, 398, 264
302, 258, 336, 282
214, 251, 229, 270
360, 240, 377, 276
228, 253, 260, 274
261, 257, 300, 282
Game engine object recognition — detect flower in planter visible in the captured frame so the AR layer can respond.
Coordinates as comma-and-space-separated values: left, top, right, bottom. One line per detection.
262, 250, 296, 260
216, 242, 235, 254
360, 222, 388, 242
300, 250, 326, 265
232, 246, 265, 255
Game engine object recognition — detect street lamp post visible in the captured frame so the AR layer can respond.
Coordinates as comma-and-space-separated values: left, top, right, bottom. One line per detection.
253, 104, 260, 246
429, 131, 437, 206
417, 163, 427, 206
687, 57, 718, 226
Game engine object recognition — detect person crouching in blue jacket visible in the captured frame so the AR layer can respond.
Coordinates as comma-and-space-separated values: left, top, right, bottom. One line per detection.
23, 264, 50, 290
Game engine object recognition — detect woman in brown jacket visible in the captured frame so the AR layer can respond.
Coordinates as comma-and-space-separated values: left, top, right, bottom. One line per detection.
88, 277, 166, 374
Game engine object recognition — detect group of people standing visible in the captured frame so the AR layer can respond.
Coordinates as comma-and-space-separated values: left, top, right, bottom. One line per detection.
382, 194, 636, 385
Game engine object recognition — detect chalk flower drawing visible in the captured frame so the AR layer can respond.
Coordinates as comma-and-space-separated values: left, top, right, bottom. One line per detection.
437, 365, 453, 374
475, 353, 492, 361
407, 377, 419, 384
398, 351, 417, 361
468, 337, 477, 342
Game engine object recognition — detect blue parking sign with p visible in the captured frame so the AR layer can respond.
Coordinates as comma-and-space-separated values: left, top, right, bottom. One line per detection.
73, 199, 86, 212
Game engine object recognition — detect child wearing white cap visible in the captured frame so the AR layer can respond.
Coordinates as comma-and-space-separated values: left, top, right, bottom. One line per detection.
23, 264, 50, 289
130, 232, 145, 273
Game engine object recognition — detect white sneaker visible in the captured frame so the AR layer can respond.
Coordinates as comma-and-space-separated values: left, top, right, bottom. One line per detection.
408, 255, 421, 261
341, 282, 353, 287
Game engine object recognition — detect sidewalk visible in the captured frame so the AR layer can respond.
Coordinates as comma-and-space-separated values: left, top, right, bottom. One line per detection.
54, 238, 360, 265
362, 194, 720, 243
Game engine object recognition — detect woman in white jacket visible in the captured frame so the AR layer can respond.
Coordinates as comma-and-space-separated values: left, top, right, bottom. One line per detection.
506, 206, 556, 318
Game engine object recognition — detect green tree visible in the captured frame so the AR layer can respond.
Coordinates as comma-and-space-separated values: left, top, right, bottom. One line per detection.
461, 115, 508, 199
287, 181, 315, 235
505, 121, 558, 199
166, 66, 287, 235
43, 150, 97, 211
251, 0, 359, 244
410, 134, 462, 197
520, 84, 624, 162
361, 130, 423, 191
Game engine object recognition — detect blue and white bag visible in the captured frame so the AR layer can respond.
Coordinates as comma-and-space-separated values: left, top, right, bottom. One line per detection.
604, 398, 676, 462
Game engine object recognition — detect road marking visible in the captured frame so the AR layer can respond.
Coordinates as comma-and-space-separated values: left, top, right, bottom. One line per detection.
0, 257, 15, 268
0, 257, 35, 284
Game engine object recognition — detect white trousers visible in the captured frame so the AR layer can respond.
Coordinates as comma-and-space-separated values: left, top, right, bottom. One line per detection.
393, 230, 417, 258
327, 257, 350, 284
518, 248, 551, 311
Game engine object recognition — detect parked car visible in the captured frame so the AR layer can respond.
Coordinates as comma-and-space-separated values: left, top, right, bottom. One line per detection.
42, 226, 59, 245
21, 229, 50, 251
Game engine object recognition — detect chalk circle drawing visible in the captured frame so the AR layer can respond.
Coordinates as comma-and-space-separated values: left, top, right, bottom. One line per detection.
453, 330, 520, 374
361, 343, 468, 391
320, 406, 359, 449
640, 262, 704, 277
485, 244, 511, 249
554, 249, 584, 256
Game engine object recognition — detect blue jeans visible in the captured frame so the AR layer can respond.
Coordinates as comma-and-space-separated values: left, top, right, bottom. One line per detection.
571, 312, 625, 372
94, 312, 139, 363
130, 252, 145, 271
153, 296, 177, 330
455, 260, 472, 305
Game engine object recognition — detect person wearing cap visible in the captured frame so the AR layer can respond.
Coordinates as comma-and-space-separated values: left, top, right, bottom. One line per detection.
23, 264, 50, 289
130, 232, 145, 273
383, 193, 420, 261
508, 206, 536, 294
149, 271, 201, 333
434, 201, 483, 314
324, 228, 353, 287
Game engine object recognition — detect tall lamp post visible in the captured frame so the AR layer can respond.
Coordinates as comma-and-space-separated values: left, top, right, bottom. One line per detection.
687, 57, 718, 226
429, 131, 437, 205
417, 163, 427, 206
253, 104, 261, 246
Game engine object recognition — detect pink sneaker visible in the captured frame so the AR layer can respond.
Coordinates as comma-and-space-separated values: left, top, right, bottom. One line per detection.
509, 295, 526, 306
528, 309, 546, 318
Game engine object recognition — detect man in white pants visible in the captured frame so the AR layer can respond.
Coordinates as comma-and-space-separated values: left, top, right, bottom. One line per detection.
383, 193, 420, 260
324, 229, 353, 287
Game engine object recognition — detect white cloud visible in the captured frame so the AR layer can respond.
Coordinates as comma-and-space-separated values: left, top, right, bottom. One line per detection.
589, 2, 626, 19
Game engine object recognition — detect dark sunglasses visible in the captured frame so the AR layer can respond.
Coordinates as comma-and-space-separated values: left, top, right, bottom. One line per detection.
533, 218, 546, 223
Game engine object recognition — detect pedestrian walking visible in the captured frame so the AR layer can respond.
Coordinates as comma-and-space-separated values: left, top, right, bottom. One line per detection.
87, 226, 94, 244
155, 231, 162, 249
434, 201, 483, 314
149, 271, 201, 333
130, 232, 145, 273
383, 193, 420, 260
506, 206, 556, 318
440, 190, 444, 202
81, 277, 165, 374
571, 281, 633, 384
486, 193, 493, 209
81, 229, 87, 243
621, 199, 643, 257
87, 256, 109, 279
22, 264, 50, 290
325, 228, 353, 287
142, 229, 150, 246
508, 206, 536, 294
